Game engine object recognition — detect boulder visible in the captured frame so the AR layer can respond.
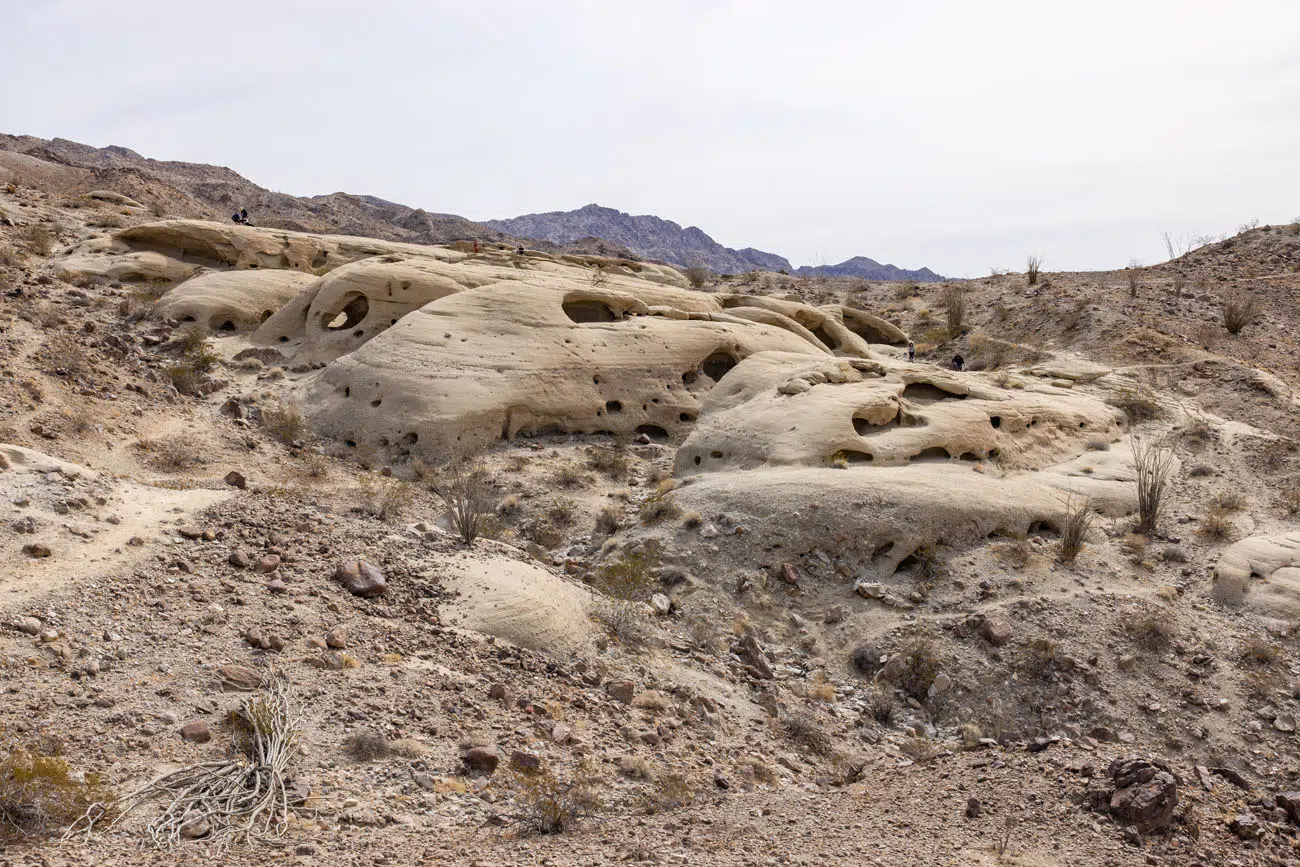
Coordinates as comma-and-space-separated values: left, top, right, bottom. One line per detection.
180, 720, 211, 743
1108, 756, 1178, 829
217, 664, 262, 692
979, 617, 1014, 647
463, 746, 500, 773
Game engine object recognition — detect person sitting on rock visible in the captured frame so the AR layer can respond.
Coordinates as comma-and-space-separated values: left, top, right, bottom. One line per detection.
515, 245, 525, 255
231, 210, 243, 224
951, 354, 965, 371
907, 341, 915, 362
239, 208, 249, 225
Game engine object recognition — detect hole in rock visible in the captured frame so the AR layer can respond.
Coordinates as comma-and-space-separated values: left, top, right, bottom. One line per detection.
353, 329, 364, 339
605, 400, 623, 415
325, 293, 369, 331
701, 350, 739, 381
710, 450, 724, 459
370, 399, 382, 408
403, 432, 418, 445
345, 440, 357, 448
343, 387, 351, 397
278, 336, 289, 343
563, 299, 618, 323
679, 412, 695, 422
902, 382, 966, 402
216, 320, 235, 332
693, 455, 702, 465
958, 452, 980, 461
840, 449, 874, 464
682, 371, 699, 386
990, 416, 1002, 429
910, 446, 951, 463
260, 310, 273, 322
871, 542, 895, 560
637, 424, 669, 440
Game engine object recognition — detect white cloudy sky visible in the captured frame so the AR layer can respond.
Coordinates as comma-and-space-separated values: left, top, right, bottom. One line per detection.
6, 0, 1300, 276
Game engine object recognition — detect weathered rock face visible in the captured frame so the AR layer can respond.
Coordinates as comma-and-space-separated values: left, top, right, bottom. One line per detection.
307, 281, 834, 454
1213, 531, 1300, 618
1107, 756, 1179, 829
152, 269, 316, 331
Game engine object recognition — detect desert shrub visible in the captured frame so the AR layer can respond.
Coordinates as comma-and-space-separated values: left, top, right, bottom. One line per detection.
866, 690, 895, 725
809, 675, 836, 702
901, 545, 944, 580
1125, 612, 1174, 654
165, 360, 205, 396
508, 765, 601, 835
1085, 436, 1111, 451
262, 402, 307, 445
899, 733, 937, 764
357, 476, 414, 522
632, 691, 670, 713
0, 746, 111, 842
19, 224, 54, 256
886, 639, 942, 701
618, 755, 653, 780
1126, 261, 1141, 297
1058, 495, 1095, 563
135, 435, 204, 471
1160, 545, 1188, 563
1022, 638, 1059, 679
588, 267, 608, 287
344, 730, 391, 761
685, 616, 718, 653
1132, 438, 1174, 535
174, 324, 210, 354
433, 458, 495, 545
1222, 289, 1261, 334
592, 598, 651, 645
593, 506, 621, 535
640, 773, 694, 814
1025, 254, 1043, 286
943, 286, 966, 335
1189, 464, 1214, 478
547, 496, 578, 528
638, 490, 681, 525
592, 549, 658, 600
849, 643, 881, 675
550, 463, 587, 489
781, 710, 832, 755
1195, 509, 1234, 542
87, 213, 125, 229
683, 264, 711, 289
1240, 636, 1282, 667
1281, 489, 1300, 516
586, 445, 630, 480
1111, 388, 1162, 424
1208, 490, 1246, 512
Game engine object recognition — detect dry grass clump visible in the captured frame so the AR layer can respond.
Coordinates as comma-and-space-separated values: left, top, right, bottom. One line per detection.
638, 489, 681, 525
1132, 438, 1175, 535
433, 458, 495, 545
357, 476, 414, 522
640, 773, 694, 814
344, 730, 391, 761
550, 463, 588, 489
632, 691, 670, 713
593, 506, 621, 535
618, 755, 653, 780
135, 435, 204, 472
546, 496, 578, 528
507, 765, 601, 835
1021, 637, 1059, 679
866, 690, 896, 725
1240, 635, 1282, 668
1211, 573, 1248, 608
1058, 495, 1095, 563
592, 549, 658, 601
1208, 490, 1246, 512
1125, 612, 1174, 654
1222, 289, 1261, 334
1281, 488, 1300, 516
1196, 510, 1235, 542
0, 747, 110, 842
262, 402, 307, 445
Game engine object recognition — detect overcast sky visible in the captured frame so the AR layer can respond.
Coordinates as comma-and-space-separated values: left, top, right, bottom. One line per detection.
5, 1, 1300, 276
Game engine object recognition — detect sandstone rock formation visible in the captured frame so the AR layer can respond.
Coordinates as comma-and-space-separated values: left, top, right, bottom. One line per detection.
1214, 531, 1300, 617
153, 269, 316, 331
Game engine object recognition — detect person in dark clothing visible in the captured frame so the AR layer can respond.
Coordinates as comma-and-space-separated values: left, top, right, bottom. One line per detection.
907, 341, 915, 362
240, 208, 249, 225
951, 354, 964, 371
515, 245, 525, 255
231, 211, 243, 224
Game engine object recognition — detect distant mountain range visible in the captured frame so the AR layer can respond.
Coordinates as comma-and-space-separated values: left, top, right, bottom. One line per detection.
0, 134, 940, 281
487, 204, 942, 281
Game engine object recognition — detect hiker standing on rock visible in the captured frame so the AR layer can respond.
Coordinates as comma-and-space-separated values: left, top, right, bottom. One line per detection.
907, 341, 915, 362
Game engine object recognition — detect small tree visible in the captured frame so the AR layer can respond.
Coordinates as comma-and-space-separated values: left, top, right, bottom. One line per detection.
943, 286, 966, 336
1132, 438, 1175, 535
683, 262, 711, 289
1025, 254, 1043, 286
1221, 289, 1261, 334
1126, 259, 1141, 297
433, 457, 494, 544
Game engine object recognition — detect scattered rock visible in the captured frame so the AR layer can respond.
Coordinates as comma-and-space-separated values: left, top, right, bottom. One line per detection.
334, 560, 388, 598
180, 720, 211, 743
21, 543, 51, 558
965, 797, 981, 818
217, 664, 262, 691
1108, 756, 1178, 830
606, 680, 636, 704
510, 750, 542, 773
294, 843, 318, 856
649, 593, 672, 616
224, 470, 247, 489
979, 616, 1013, 647
735, 632, 774, 680
257, 554, 281, 573
15, 617, 41, 636
463, 746, 500, 773
325, 626, 348, 649
229, 549, 250, 568
179, 812, 210, 839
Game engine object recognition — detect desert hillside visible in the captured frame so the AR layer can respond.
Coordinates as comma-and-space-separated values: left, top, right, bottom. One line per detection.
2, 156, 1300, 867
